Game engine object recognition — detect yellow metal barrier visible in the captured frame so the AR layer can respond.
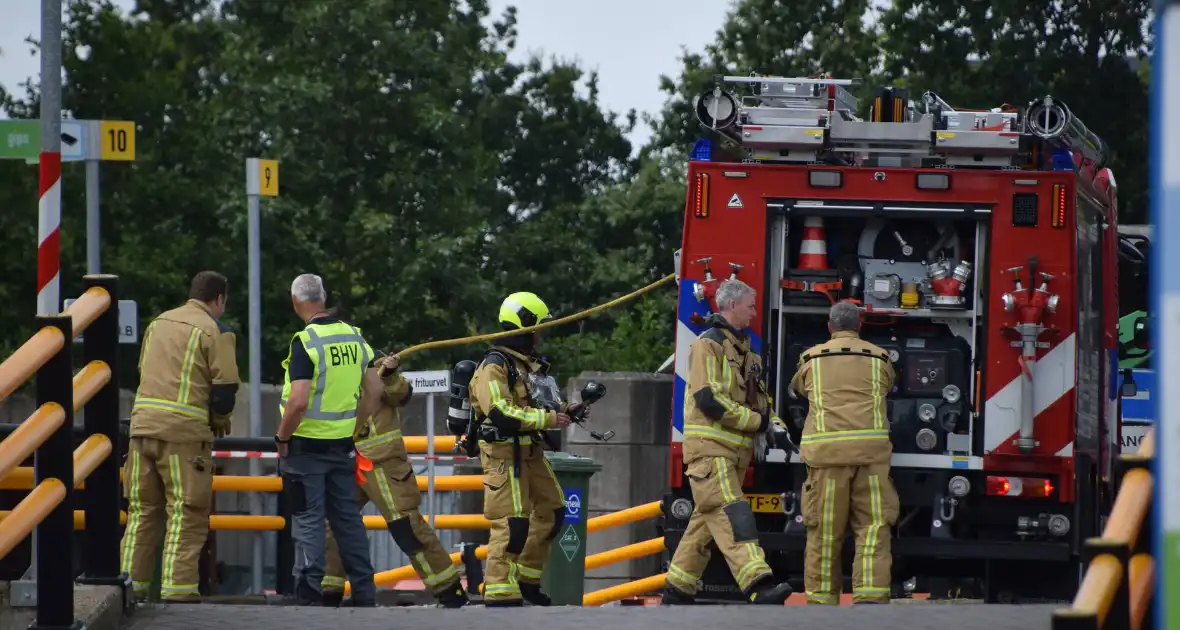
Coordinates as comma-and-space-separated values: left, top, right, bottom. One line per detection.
0, 424, 117, 558
0, 276, 124, 630
1053, 429, 1156, 630
344, 500, 664, 595
73, 434, 112, 486
0, 403, 66, 482
0, 469, 485, 492
402, 436, 457, 452
584, 574, 669, 606
584, 537, 665, 571
0, 478, 67, 560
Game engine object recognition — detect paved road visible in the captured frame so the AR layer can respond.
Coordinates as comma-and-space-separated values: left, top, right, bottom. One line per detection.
124, 602, 1060, 630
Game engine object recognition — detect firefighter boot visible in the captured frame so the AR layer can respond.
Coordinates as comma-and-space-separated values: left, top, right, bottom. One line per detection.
436, 580, 469, 609
520, 581, 552, 606
659, 585, 696, 605
746, 576, 793, 605
322, 591, 344, 608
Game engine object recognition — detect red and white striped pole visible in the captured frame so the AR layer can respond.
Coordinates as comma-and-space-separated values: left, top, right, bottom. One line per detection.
37, 0, 63, 316
37, 152, 62, 315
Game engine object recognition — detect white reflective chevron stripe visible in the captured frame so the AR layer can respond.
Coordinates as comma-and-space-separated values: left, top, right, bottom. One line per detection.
672, 318, 697, 444
983, 333, 1076, 454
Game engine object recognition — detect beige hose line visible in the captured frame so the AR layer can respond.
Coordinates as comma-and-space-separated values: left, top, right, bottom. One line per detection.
395, 272, 677, 357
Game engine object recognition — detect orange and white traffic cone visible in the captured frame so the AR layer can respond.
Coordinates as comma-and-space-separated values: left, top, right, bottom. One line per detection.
798, 217, 828, 270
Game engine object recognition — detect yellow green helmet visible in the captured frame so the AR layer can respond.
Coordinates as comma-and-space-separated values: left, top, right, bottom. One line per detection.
498, 292, 552, 330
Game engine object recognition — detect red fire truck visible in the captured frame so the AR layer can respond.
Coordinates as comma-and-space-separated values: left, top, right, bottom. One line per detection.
659, 75, 1130, 603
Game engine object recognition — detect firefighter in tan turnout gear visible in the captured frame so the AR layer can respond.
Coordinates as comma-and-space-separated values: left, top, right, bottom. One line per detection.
120, 271, 240, 602
790, 299, 899, 605
663, 279, 794, 606
320, 352, 469, 608
467, 292, 582, 607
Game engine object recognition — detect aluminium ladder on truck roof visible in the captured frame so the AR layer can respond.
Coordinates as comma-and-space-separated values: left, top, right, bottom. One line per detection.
693, 74, 1109, 171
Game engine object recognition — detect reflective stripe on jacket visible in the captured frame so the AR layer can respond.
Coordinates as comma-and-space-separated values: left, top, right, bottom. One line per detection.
789, 330, 896, 467
130, 300, 232, 443
353, 371, 413, 462
280, 321, 373, 440
683, 316, 784, 464
469, 346, 557, 451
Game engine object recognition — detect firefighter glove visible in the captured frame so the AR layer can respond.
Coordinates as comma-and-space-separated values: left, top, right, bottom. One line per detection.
378, 354, 401, 379
567, 401, 590, 422
210, 413, 232, 438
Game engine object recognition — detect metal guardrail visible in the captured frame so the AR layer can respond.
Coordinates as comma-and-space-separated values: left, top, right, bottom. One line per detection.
1052, 429, 1156, 630
0, 275, 126, 628
340, 500, 666, 598
0, 356, 672, 607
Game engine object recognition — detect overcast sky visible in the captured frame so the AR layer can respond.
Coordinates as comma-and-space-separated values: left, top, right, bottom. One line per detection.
0, 0, 733, 149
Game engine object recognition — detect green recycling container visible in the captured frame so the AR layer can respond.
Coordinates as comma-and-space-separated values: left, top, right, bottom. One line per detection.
540, 451, 602, 606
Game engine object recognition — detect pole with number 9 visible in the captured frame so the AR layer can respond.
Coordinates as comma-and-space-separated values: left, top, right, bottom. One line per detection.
244, 156, 279, 595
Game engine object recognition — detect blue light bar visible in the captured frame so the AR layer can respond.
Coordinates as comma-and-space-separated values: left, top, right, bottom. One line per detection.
1050, 147, 1074, 171
690, 138, 713, 162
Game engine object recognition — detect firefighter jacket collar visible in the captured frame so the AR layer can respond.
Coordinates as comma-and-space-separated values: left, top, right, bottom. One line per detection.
830, 330, 859, 340
187, 298, 218, 321
492, 345, 541, 373
704, 314, 751, 352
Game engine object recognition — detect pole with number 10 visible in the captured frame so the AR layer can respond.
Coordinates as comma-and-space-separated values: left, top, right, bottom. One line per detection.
245, 157, 278, 595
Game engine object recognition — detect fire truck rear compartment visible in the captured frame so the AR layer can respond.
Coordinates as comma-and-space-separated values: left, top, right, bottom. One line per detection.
663, 207, 1079, 602
774, 213, 983, 460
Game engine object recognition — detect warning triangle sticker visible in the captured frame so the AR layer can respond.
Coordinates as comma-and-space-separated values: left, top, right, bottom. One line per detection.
727, 193, 744, 208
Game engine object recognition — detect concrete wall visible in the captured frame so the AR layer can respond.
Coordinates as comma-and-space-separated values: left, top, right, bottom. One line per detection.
563, 372, 672, 592
0, 371, 675, 595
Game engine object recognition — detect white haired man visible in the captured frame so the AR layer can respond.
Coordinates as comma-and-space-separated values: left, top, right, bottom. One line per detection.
790, 299, 898, 605
274, 273, 377, 606
663, 278, 794, 605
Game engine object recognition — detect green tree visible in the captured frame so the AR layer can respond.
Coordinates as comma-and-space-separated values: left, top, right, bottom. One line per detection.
0, 0, 647, 389
878, 0, 1153, 221
207, 0, 638, 378
647, 0, 883, 155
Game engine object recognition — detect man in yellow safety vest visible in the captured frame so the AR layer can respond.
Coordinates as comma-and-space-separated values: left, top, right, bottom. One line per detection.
274, 273, 377, 607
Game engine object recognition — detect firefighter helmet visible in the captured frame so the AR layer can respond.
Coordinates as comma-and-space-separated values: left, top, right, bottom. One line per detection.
498, 292, 552, 330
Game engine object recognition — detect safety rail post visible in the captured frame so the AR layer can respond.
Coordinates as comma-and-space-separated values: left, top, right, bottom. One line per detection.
31, 314, 81, 630
75, 275, 126, 592
1122, 454, 1155, 630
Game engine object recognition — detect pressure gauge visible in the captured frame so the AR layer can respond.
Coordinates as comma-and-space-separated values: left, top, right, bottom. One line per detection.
942, 384, 962, 404
918, 403, 937, 423
888, 349, 900, 363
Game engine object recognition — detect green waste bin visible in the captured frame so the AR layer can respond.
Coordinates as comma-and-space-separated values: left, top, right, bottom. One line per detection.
540, 451, 602, 606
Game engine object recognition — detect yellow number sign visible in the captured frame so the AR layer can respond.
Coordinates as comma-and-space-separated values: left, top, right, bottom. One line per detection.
257, 159, 279, 197
100, 121, 136, 161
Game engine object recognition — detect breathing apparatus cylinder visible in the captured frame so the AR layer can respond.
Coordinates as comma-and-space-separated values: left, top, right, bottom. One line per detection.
447, 360, 478, 437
